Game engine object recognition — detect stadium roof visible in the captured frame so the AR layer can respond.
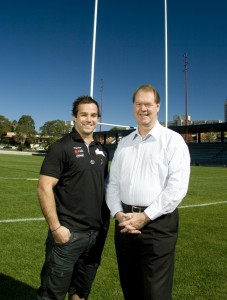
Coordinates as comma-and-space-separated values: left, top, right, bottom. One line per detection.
96, 122, 227, 135
169, 122, 227, 134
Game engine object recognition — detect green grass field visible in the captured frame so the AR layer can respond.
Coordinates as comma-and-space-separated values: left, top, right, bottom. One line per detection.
0, 153, 227, 299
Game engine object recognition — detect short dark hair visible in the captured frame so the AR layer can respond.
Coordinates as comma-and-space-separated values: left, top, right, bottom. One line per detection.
132, 84, 160, 104
72, 96, 100, 117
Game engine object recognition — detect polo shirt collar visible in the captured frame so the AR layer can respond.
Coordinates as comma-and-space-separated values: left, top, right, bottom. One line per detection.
71, 127, 84, 141
71, 127, 97, 146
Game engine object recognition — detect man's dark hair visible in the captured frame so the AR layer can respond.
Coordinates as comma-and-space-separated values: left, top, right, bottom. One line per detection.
72, 96, 100, 117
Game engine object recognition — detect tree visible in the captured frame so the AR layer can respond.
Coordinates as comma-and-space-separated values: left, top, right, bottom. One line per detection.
15, 115, 36, 145
201, 132, 217, 142
0, 115, 12, 136
39, 120, 72, 146
11, 120, 18, 132
40, 120, 71, 137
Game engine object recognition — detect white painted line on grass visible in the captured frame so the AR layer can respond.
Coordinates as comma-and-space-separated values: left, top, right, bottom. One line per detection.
179, 200, 227, 208
0, 217, 44, 223
0, 201, 226, 223
0, 177, 38, 180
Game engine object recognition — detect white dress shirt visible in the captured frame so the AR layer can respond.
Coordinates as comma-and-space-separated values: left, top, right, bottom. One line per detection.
106, 121, 191, 221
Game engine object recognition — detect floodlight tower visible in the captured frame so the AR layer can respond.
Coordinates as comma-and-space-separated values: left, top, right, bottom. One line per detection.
184, 54, 189, 142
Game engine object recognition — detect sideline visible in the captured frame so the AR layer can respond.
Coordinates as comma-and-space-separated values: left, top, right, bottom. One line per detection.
179, 200, 227, 208
0, 150, 34, 155
0, 217, 44, 223
0, 177, 38, 180
0, 201, 227, 223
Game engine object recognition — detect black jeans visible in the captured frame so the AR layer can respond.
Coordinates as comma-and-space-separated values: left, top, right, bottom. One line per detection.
115, 209, 179, 300
36, 230, 99, 300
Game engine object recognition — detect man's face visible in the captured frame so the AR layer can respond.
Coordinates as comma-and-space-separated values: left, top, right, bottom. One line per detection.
133, 90, 160, 128
74, 103, 99, 136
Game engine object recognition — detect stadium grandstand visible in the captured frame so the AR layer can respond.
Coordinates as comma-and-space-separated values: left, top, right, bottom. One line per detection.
94, 122, 227, 166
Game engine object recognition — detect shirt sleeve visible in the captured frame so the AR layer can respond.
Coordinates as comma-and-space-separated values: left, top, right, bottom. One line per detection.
106, 144, 124, 217
144, 134, 191, 220
40, 141, 66, 179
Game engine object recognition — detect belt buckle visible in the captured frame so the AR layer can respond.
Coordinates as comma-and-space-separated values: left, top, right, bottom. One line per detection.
131, 206, 142, 213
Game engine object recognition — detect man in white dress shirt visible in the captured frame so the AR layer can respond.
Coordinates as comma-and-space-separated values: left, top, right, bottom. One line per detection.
106, 84, 190, 300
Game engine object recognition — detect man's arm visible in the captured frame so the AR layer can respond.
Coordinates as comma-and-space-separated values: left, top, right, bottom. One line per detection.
144, 135, 191, 220
37, 174, 70, 243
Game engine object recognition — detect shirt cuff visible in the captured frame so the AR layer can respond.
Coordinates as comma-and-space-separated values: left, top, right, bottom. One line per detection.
144, 204, 162, 221
110, 203, 123, 218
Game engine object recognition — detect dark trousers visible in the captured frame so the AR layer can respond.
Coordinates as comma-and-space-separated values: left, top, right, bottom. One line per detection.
115, 209, 179, 300
36, 230, 99, 300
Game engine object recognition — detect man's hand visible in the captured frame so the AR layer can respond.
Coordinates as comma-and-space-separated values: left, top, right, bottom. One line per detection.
51, 226, 71, 244
115, 211, 127, 223
118, 212, 150, 234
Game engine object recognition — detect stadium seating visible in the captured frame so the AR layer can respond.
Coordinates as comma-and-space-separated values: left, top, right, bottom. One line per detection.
104, 142, 227, 165
187, 143, 227, 165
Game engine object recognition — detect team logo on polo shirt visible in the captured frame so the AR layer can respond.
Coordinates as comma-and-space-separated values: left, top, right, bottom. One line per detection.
95, 148, 105, 157
73, 146, 84, 158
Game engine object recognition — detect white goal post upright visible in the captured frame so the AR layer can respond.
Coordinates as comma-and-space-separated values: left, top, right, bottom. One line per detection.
89, 1, 168, 127
90, 0, 98, 98
164, 0, 168, 128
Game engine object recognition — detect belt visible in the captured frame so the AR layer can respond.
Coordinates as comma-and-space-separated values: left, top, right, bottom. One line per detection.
122, 202, 147, 213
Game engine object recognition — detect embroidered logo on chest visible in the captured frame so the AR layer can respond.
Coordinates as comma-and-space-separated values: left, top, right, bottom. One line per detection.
95, 148, 105, 157
73, 147, 84, 158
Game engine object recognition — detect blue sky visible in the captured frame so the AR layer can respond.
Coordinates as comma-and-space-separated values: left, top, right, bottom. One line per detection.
0, 0, 226, 131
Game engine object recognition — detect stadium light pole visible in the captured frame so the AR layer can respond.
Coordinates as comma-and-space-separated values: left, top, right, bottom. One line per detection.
90, 0, 98, 98
164, 0, 168, 127
184, 53, 189, 142
100, 79, 104, 132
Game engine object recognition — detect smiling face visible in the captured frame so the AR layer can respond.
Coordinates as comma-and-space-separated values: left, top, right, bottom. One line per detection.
133, 89, 160, 132
74, 103, 99, 139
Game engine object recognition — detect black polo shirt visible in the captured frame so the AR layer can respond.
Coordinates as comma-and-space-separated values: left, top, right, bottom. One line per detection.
40, 128, 108, 231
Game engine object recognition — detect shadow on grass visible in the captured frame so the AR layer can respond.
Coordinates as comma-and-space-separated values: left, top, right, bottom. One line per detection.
0, 273, 36, 299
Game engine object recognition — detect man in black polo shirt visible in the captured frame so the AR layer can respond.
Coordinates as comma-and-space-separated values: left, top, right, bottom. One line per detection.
36, 96, 109, 300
